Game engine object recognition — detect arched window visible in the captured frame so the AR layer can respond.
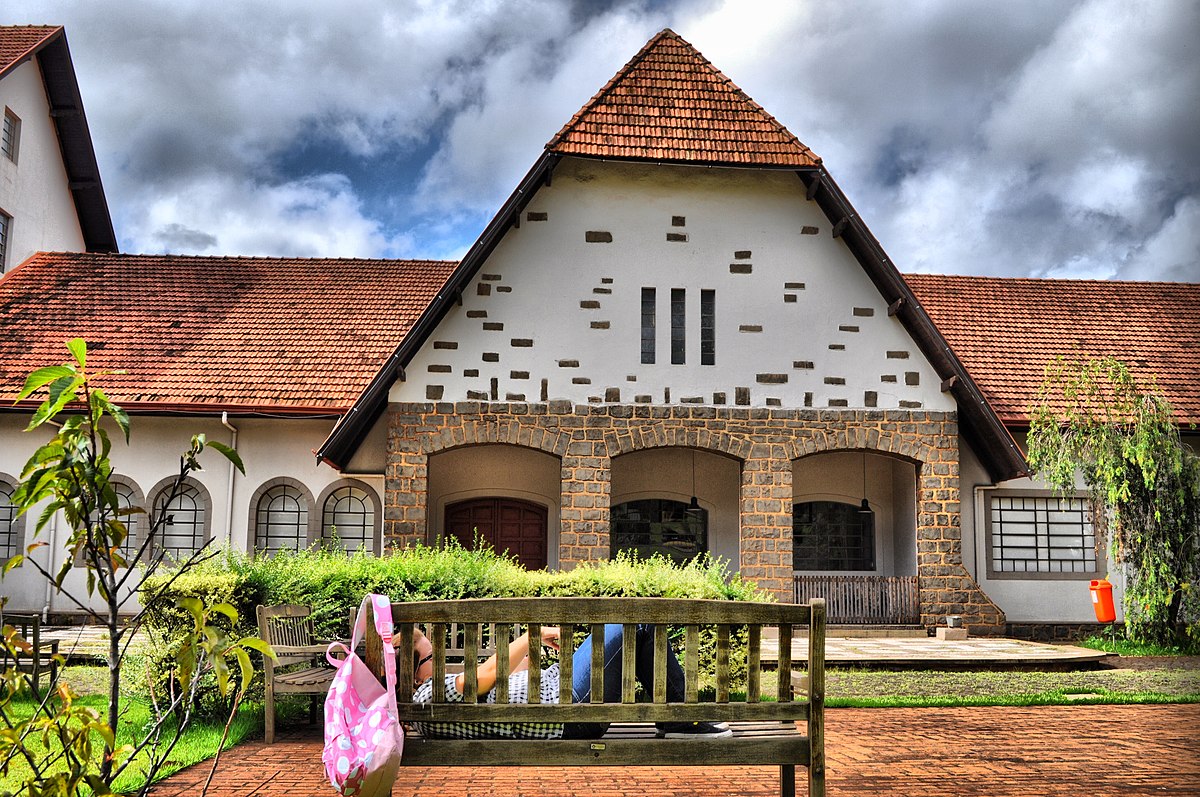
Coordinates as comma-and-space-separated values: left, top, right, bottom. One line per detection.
150, 479, 212, 561
254, 482, 310, 554
610, 499, 707, 566
792, 501, 875, 571
88, 477, 143, 567
319, 482, 379, 553
1, 474, 23, 561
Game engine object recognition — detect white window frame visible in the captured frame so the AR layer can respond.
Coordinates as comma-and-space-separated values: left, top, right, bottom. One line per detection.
1, 473, 26, 561
984, 490, 1104, 580
0, 210, 11, 273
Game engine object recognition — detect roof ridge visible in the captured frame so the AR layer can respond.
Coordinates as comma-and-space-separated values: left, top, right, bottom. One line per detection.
24, 251, 460, 266
904, 272, 1200, 289
546, 28, 819, 167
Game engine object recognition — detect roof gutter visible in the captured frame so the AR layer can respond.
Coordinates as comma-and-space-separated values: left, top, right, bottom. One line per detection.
795, 166, 1028, 482
317, 151, 562, 468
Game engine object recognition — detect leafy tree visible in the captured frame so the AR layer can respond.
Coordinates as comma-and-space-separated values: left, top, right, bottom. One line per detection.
1027, 356, 1200, 647
1, 339, 272, 796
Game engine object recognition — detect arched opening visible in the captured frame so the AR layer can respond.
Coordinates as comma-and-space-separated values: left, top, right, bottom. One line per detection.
428, 444, 560, 569
792, 500, 875, 571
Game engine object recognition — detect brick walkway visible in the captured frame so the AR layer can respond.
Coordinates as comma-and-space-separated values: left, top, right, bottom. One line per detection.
151, 704, 1199, 796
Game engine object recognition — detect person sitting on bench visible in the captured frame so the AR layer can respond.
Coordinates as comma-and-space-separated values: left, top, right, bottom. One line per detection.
408, 624, 731, 741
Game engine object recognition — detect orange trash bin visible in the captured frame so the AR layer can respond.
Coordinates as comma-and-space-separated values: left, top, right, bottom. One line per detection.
1090, 578, 1116, 623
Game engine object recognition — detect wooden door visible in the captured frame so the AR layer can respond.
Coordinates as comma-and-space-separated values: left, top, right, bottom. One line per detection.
445, 498, 548, 570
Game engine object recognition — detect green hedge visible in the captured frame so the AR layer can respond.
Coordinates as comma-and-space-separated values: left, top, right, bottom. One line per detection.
140, 542, 767, 714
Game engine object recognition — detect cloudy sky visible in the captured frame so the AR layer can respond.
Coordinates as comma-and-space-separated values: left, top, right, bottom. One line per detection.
5, 0, 1198, 281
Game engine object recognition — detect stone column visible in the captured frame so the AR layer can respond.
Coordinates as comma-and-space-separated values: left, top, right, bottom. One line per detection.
739, 444, 793, 602
914, 444, 1005, 634
383, 405, 431, 550
558, 439, 611, 567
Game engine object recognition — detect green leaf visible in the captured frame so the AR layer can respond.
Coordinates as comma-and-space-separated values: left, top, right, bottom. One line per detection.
65, 338, 87, 368
206, 440, 245, 474
209, 603, 239, 623
234, 647, 254, 693
2, 554, 23, 576
14, 365, 75, 401
237, 637, 277, 659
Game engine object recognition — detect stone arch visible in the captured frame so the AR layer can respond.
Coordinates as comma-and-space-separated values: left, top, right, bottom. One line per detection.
147, 476, 214, 559
784, 428, 934, 467
604, 424, 752, 461
417, 420, 574, 459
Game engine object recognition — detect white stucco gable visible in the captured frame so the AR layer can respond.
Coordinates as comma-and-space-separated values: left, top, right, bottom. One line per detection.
392, 158, 954, 412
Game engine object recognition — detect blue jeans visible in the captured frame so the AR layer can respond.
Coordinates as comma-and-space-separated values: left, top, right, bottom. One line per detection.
561, 623, 686, 739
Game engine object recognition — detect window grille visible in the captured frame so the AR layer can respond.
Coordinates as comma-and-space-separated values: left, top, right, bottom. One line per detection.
611, 498, 707, 566
640, 288, 656, 364
255, 484, 309, 553
792, 501, 875, 571
0, 479, 18, 559
989, 494, 1098, 575
700, 289, 715, 366
670, 288, 686, 364
322, 485, 374, 552
153, 482, 208, 560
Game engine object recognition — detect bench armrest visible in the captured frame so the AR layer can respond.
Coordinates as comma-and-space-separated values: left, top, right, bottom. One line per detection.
272, 644, 338, 655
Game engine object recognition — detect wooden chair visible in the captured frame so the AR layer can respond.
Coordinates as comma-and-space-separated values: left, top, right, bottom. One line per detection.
256, 604, 337, 743
0, 612, 61, 697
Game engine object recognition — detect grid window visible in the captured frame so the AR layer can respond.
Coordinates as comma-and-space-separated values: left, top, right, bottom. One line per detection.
322, 486, 374, 552
989, 494, 1098, 575
87, 479, 140, 566
640, 288, 656, 364
153, 483, 208, 561
1, 109, 18, 163
670, 288, 686, 364
700, 289, 715, 366
0, 212, 10, 273
792, 501, 875, 571
255, 485, 309, 553
1, 479, 19, 560
611, 499, 707, 566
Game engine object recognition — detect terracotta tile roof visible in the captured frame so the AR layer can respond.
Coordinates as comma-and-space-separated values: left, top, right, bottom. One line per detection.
0, 253, 456, 412
548, 29, 819, 168
0, 26, 60, 78
904, 273, 1200, 426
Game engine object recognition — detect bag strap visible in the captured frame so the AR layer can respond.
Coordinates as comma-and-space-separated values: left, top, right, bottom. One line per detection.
367, 594, 400, 721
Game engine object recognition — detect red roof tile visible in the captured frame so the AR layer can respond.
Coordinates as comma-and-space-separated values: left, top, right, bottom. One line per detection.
0, 26, 60, 78
0, 253, 455, 412
548, 29, 819, 168
904, 274, 1200, 426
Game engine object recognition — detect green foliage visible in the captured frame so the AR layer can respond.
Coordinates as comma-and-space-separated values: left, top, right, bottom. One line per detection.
1077, 634, 1200, 657
144, 541, 767, 698
1, 340, 260, 797
1027, 356, 1200, 646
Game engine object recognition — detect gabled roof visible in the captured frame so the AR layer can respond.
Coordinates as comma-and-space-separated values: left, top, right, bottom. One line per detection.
0, 253, 455, 413
904, 273, 1200, 426
548, 29, 820, 167
0, 25, 117, 254
316, 30, 1027, 482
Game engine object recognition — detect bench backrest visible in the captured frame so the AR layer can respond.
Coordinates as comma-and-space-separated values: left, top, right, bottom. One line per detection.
365, 597, 826, 728
256, 604, 319, 668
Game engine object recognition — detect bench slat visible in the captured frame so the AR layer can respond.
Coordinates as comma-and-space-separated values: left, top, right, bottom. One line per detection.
464, 624, 479, 703
684, 624, 698, 704
621, 623, 636, 704
398, 730, 811, 768
387, 598, 812, 626
716, 624, 730, 704
527, 622, 541, 704
558, 622, 574, 705
397, 701, 810, 724
652, 624, 668, 704
589, 623, 604, 703
495, 622, 511, 704
747, 624, 761, 704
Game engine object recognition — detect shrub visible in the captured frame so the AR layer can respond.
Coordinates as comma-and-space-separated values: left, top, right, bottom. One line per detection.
142, 541, 769, 702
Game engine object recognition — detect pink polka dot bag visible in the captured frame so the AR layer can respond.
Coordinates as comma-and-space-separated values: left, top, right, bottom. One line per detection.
323, 594, 404, 797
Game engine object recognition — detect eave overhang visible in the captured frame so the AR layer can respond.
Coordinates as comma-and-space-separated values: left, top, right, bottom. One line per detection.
316, 152, 560, 467
795, 166, 1029, 482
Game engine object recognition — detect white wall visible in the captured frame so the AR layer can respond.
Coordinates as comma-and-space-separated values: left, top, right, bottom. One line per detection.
0, 59, 86, 272
0, 411, 379, 614
392, 158, 953, 413
960, 435, 1121, 623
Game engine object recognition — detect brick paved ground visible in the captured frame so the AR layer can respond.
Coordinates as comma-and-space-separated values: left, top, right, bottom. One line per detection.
151, 704, 1199, 796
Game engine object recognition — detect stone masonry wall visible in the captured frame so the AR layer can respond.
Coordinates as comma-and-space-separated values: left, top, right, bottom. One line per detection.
385, 401, 1005, 631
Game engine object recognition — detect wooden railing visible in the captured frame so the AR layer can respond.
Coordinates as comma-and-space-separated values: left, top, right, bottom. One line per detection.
792, 575, 920, 624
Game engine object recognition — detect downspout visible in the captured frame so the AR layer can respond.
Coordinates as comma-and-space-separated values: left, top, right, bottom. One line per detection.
42, 419, 63, 623
221, 412, 239, 550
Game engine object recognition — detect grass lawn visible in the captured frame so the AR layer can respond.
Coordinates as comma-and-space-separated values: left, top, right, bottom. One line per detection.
821, 658, 1200, 708
0, 666, 262, 795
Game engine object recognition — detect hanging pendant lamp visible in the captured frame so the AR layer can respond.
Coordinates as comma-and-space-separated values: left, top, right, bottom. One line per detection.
858, 450, 874, 514
687, 449, 702, 514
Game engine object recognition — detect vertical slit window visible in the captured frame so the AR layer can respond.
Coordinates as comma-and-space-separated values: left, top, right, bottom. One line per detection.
671, 288, 686, 365
640, 288, 656, 364
0, 212, 10, 273
1, 109, 18, 163
700, 289, 715, 366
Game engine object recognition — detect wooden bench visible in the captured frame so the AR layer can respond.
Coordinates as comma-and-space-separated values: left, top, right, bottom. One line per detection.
256, 604, 339, 743
365, 597, 826, 797
0, 612, 61, 697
